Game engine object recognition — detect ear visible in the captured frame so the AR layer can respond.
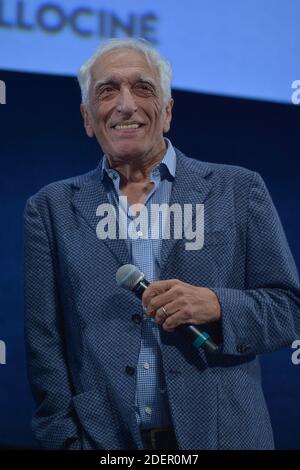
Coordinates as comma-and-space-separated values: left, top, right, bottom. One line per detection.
80, 104, 94, 138
163, 98, 174, 133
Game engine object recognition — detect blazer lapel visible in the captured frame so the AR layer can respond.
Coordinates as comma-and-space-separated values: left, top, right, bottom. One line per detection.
71, 163, 130, 267
71, 150, 213, 273
160, 150, 213, 275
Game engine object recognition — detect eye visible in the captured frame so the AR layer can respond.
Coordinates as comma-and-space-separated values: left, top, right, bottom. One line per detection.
137, 84, 150, 89
134, 82, 155, 95
101, 86, 114, 94
96, 86, 116, 100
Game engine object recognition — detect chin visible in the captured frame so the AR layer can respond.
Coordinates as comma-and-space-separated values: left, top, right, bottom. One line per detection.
111, 144, 146, 160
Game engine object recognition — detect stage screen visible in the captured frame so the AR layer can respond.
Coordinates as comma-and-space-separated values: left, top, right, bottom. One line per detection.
0, 0, 299, 103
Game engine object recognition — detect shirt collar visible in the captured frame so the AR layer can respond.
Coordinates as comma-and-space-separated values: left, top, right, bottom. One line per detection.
100, 138, 176, 183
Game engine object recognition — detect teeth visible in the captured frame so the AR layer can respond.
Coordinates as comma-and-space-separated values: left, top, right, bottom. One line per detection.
115, 124, 140, 129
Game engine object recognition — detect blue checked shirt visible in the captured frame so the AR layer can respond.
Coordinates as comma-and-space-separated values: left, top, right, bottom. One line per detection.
101, 138, 176, 430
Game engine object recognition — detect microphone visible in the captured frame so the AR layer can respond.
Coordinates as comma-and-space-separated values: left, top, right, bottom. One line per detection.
116, 264, 219, 354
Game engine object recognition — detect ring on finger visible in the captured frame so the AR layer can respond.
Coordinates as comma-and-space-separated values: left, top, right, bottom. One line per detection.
161, 306, 169, 320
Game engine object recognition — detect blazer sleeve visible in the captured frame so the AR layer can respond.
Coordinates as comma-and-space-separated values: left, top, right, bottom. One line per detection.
212, 171, 300, 356
24, 196, 82, 449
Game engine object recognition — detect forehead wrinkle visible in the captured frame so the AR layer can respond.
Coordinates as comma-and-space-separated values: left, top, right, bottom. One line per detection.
94, 73, 157, 89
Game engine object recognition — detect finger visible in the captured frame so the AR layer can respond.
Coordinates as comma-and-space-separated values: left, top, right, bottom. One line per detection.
155, 306, 172, 325
154, 299, 183, 324
142, 279, 178, 308
162, 310, 191, 331
146, 287, 179, 315
154, 307, 166, 325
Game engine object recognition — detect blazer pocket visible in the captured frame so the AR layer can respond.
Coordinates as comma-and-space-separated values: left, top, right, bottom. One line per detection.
72, 387, 121, 449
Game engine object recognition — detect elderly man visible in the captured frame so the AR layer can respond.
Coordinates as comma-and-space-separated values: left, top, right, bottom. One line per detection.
24, 38, 300, 450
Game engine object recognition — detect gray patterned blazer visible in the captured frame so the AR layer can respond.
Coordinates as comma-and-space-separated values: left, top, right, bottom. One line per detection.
24, 148, 300, 450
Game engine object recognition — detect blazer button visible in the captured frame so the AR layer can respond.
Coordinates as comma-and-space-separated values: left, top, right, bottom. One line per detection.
236, 343, 250, 354
125, 366, 135, 376
131, 314, 142, 324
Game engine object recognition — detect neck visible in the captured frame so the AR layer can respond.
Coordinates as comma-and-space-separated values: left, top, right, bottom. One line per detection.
106, 140, 167, 185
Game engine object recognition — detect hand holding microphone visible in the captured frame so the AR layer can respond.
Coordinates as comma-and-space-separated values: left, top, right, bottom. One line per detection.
116, 264, 220, 354
142, 278, 221, 331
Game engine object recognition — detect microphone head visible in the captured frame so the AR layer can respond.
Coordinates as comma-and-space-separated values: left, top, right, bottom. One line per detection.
116, 264, 144, 291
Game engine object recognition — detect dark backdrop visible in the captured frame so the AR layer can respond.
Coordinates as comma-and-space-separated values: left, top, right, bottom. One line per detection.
0, 70, 299, 449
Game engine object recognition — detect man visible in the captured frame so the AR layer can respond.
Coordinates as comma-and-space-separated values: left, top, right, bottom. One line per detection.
24, 38, 300, 450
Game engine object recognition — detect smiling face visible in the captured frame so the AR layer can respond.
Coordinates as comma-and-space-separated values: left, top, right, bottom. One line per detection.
81, 48, 173, 164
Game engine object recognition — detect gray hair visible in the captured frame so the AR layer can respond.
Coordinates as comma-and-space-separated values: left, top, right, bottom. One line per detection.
77, 38, 172, 108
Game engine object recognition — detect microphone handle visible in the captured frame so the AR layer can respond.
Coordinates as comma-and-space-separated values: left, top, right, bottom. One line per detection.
132, 278, 150, 299
132, 279, 219, 354
178, 324, 220, 354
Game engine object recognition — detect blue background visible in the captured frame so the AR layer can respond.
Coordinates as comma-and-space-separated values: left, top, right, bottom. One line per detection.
0, 0, 300, 103
0, 70, 299, 449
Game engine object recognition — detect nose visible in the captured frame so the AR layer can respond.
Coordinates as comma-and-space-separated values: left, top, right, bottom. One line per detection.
116, 86, 137, 115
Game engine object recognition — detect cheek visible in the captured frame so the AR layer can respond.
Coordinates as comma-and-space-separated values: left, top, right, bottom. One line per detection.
92, 102, 110, 124
149, 103, 167, 130
90, 106, 100, 126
